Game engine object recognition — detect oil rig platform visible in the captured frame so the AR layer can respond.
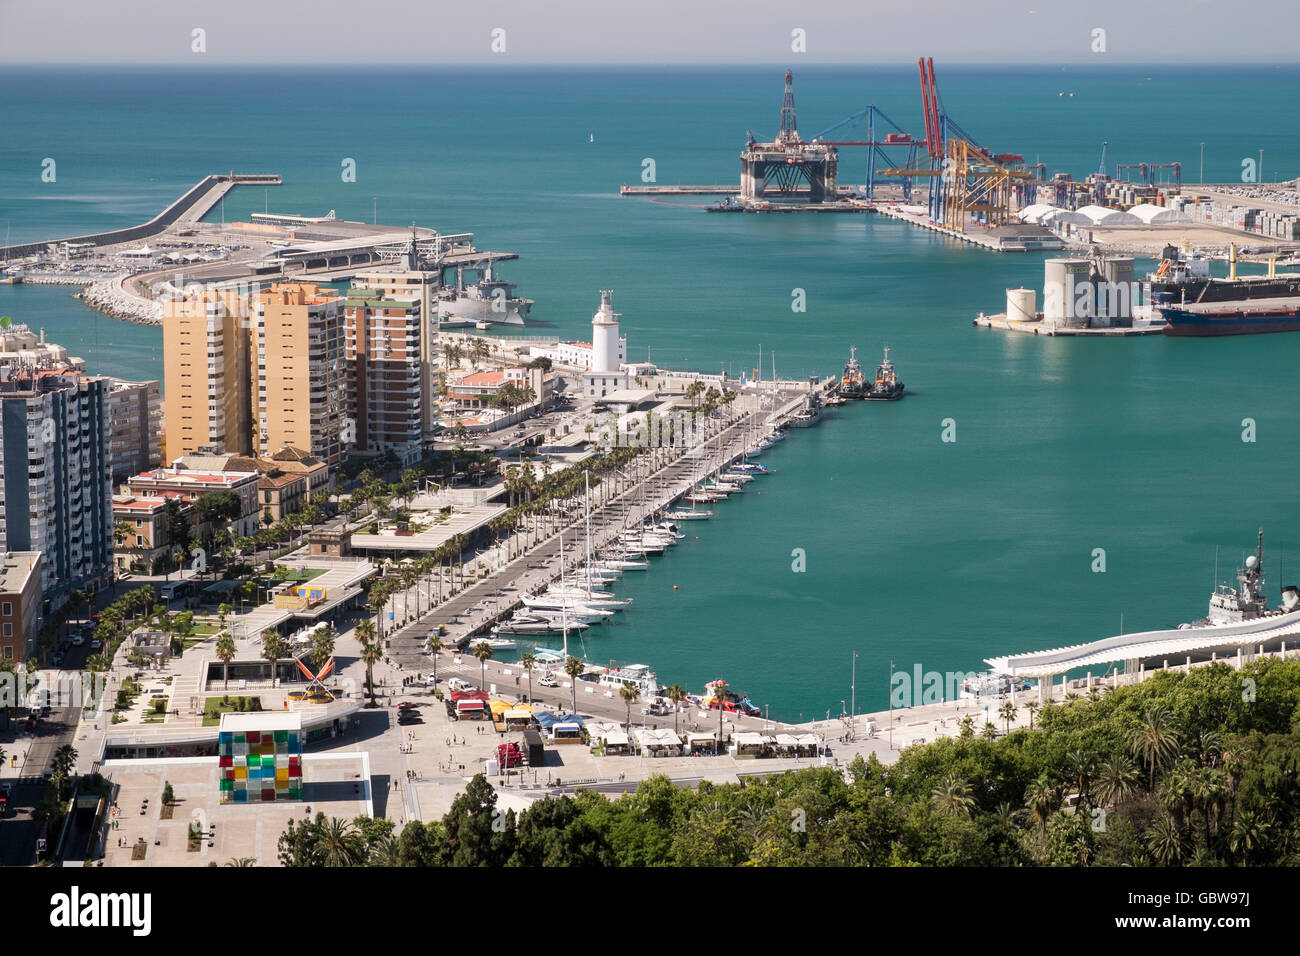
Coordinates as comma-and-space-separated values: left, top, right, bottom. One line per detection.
739, 71, 839, 203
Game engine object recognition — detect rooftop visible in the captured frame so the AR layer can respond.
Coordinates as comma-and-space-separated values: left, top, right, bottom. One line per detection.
0, 552, 40, 594
219, 712, 304, 733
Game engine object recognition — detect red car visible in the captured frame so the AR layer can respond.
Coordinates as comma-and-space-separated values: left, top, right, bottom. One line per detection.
496, 743, 522, 768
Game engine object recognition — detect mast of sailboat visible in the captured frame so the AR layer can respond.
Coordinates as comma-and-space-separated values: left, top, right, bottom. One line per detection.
560, 530, 569, 660
584, 470, 593, 594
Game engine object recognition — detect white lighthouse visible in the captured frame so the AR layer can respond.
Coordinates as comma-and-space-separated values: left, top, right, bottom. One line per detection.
591, 290, 620, 373
584, 290, 631, 397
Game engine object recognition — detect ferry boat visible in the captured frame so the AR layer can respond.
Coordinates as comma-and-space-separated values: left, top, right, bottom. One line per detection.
864, 346, 905, 401
1158, 298, 1300, 336
837, 346, 866, 398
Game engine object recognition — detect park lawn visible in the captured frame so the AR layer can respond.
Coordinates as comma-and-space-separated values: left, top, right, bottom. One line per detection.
201, 696, 262, 726
285, 568, 327, 583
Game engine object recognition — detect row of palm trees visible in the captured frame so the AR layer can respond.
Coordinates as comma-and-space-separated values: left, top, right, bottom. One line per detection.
928, 701, 1270, 865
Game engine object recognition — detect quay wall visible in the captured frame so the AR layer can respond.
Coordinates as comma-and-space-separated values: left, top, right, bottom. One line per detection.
1, 173, 282, 259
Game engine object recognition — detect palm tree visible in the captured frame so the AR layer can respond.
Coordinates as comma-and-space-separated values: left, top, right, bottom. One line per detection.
52, 744, 77, 779
520, 652, 536, 701
712, 678, 728, 743
666, 684, 686, 735
998, 700, 1018, 734
959, 715, 974, 738
1064, 748, 1096, 805
1146, 815, 1186, 866
619, 683, 640, 732
426, 634, 443, 683
1025, 700, 1039, 729
471, 641, 494, 691
1095, 753, 1139, 808
1024, 775, 1057, 835
1128, 704, 1182, 791
981, 721, 997, 741
310, 627, 335, 674
564, 656, 584, 713
1229, 808, 1269, 864
215, 634, 237, 690
260, 630, 284, 685
359, 640, 383, 707
318, 817, 363, 867
223, 857, 257, 867
930, 774, 976, 817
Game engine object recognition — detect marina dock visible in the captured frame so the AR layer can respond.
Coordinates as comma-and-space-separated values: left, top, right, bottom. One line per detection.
383, 388, 819, 669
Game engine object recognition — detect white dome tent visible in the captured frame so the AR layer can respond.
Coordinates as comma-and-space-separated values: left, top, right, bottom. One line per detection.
1127, 203, 1190, 224
1075, 204, 1142, 226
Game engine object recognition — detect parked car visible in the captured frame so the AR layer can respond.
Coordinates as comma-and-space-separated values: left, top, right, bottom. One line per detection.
538, 675, 559, 688
89, 639, 102, 650
70, 635, 84, 647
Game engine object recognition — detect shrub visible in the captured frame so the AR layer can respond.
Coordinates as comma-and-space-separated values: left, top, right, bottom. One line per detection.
162, 782, 174, 806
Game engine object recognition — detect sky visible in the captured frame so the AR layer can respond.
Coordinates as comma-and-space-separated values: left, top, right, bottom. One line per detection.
0, 0, 1292, 65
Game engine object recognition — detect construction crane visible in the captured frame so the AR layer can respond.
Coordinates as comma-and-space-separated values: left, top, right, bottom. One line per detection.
1098, 141, 1109, 177
874, 57, 1030, 231
810, 105, 920, 199
1115, 162, 1183, 188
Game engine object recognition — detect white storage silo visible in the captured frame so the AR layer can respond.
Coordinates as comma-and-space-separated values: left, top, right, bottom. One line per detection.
1044, 258, 1093, 328
1099, 256, 1135, 326
1006, 288, 1037, 324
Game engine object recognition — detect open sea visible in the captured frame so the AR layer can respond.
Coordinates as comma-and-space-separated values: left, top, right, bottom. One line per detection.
2, 65, 1299, 719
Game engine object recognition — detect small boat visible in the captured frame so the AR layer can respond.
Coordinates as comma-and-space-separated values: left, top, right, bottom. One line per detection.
665, 509, 712, 521
787, 402, 821, 427
483, 637, 517, 650
597, 556, 650, 571
864, 346, 905, 401
730, 462, 767, 474
721, 471, 754, 483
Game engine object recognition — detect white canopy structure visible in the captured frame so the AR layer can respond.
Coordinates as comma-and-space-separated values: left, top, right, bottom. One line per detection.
1128, 203, 1190, 224
1016, 203, 1062, 224
1075, 204, 1142, 226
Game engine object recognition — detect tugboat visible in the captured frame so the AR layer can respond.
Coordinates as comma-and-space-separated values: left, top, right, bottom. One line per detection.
706, 195, 746, 213
837, 346, 866, 398
864, 346, 905, 401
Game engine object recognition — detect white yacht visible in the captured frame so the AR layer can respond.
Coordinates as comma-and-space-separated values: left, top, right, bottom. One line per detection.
497, 615, 591, 636
597, 555, 650, 571
665, 508, 712, 521
522, 594, 615, 617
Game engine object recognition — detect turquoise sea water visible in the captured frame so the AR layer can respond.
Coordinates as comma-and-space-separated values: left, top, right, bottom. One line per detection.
3, 65, 1299, 718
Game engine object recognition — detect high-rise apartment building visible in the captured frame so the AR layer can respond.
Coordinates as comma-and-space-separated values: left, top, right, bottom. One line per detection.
106, 378, 163, 483
0, 368, 113, 605
253, 283, 346, 465
344, 291, 423, 465
162, 288, 252, 463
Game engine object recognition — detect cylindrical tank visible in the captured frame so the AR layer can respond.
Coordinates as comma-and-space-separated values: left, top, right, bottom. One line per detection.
1006, 288, 1036, 324
1099, 256, 1135, 326
1044, 258, 1092, 327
